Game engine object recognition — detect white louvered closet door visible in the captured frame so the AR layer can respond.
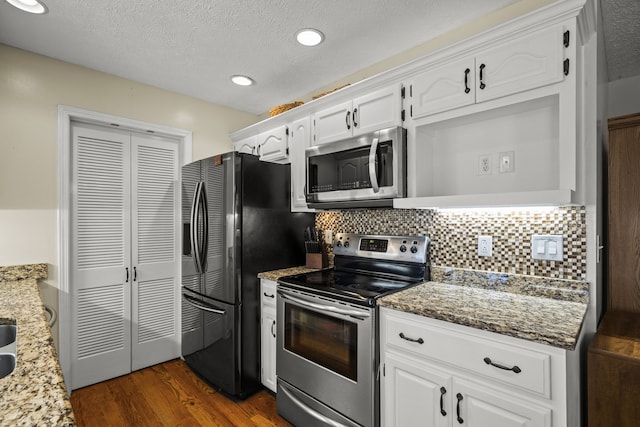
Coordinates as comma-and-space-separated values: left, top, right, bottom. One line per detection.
130, 134, 180, 370
70, 123, 180, 390
71, 123, 132, 389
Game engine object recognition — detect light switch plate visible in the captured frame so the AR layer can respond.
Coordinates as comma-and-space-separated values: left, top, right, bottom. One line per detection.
531, 234, 563, 261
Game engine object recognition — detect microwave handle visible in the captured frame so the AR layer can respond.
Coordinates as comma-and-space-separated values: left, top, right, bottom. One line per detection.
368, 137, 380, 193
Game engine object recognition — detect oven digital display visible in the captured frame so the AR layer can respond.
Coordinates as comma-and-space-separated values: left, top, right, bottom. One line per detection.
359, 238, 388, 252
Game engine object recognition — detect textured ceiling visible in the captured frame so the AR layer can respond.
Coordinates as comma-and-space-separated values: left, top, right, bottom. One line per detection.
0, 0, 637, 114
0, 0, 520, 114
600, 0, 640, 81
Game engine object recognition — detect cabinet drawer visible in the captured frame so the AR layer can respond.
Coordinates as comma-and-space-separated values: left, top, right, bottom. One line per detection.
260, 279, 277, 307
383, 312, 551, 398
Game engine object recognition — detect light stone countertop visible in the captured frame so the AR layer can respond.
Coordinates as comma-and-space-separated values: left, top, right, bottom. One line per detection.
257, 265, 327, 282
379, 267, 588, 351
0, 266, 75, 426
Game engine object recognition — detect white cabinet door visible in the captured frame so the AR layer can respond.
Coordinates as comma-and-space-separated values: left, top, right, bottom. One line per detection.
410, 57, 476, 119
258, 126, 289, 163
313, 100, 353, 145
261, 306, 277, 392
234, 135, 258, 155
130, 134, 180, 371
475, 26, 564, 103
288, 116, 314, 212
313, 85, 403, 146
352, 84, 403, 136
260, 279, 277, 392
71, 123, 132, 390
383, 353, 451, 427
455, 379, 552, 427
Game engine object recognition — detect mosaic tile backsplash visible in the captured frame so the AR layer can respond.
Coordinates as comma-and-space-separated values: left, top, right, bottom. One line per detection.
316, 206, 586, 280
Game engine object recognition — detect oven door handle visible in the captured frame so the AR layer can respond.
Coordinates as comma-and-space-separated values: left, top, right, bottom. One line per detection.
278, 290, 371, 319
368, 136, 380, 193
279, 381, 351, 427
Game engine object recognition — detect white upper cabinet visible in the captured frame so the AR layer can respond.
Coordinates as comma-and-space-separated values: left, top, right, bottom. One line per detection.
475, 25, 565, 103
257, 125, 289, 163
229, 0, 592, 210
288, 116, 314, 212
409, 24, 566, 120
234, 135, 258, 155
313, 84, 403, 145
409, 57, 476, 119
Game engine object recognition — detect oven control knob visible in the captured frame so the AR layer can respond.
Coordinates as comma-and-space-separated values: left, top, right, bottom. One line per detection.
410, 246, 418, 254
344, 241, 350, 248
336, 241, 342, 247
400, 245, 407, 253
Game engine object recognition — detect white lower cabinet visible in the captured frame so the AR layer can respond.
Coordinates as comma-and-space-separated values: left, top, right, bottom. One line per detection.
260, 279, 277, 392
381, 308, 578, 427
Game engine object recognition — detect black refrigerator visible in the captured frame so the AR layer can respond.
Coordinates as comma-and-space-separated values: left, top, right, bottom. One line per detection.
181, 152, 313, 398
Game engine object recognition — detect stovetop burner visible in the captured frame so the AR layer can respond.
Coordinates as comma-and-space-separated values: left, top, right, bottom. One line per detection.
279, 233, 430, 306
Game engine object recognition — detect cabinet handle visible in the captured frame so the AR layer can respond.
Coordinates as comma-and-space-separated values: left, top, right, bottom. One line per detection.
464, 68, 471, 94
345, 110, 351, 130
271, 320, 276, 338
133, 266, 137, 282
479, 64, 486, 90
483, 357, 522, 373
263, 292, 275, 298
456, 393, 464, 424
353, 108, 358, 128
399, 332, 424, 344
440, 386, 447, 416
125, 267, 129, 283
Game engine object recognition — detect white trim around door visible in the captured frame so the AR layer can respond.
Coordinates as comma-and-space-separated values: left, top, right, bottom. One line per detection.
57, 105, 193, 391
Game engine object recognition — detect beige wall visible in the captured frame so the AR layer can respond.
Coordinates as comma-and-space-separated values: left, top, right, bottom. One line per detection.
0, 44, 258, 312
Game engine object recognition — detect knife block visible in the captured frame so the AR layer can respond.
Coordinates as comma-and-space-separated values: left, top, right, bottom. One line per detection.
306, 252, 328, 269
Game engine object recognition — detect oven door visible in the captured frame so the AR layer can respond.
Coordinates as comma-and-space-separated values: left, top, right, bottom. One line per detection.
305, 126, 406, 209
277, 286, 376, 427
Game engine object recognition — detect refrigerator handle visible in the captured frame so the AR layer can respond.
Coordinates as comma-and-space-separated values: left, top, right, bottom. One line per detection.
199, 181, 209, 272
190, 182, 203, 274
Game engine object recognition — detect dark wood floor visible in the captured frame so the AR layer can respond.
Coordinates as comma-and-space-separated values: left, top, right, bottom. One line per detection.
70, 359, 292, 427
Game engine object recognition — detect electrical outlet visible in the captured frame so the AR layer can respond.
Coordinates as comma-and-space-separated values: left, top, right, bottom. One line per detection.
478, 235, 493, 257
478, 155, 491, 175
499, 151, 515, 173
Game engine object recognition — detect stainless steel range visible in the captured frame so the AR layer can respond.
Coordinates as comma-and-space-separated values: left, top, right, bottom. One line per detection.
277, 233, 430, 427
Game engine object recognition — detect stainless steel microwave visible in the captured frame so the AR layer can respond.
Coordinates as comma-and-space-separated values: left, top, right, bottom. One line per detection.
305, 126, 407, 209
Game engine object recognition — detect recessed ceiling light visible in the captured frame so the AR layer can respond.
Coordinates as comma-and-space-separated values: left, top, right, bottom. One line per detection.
296, 28, 324, 47
231, 75, 254, 86
5, 0, 48, 14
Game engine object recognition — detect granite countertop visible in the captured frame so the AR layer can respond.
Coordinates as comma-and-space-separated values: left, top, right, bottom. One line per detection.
0, 264, 75, 426
257, 265, 327, 281
378, 266, 589, 351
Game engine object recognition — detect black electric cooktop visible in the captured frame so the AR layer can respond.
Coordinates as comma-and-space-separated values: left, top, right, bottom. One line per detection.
278, 268, 423, 307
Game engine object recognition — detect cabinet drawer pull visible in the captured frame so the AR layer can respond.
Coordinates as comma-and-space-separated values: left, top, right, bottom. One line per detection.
399, 332, 424, 344
483, 357, 522, 373
456, 393, 464, 424
440, 386, 447, 416
464, 68, 471, 94
479, 63, 486, 90
263, 292, 275, 298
